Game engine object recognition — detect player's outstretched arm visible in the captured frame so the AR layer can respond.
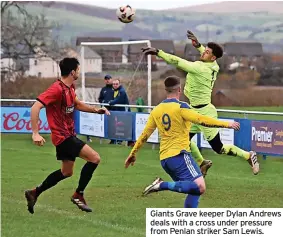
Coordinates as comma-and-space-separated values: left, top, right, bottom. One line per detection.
75, 97, 110, 115
158, 50, 203, 73
31, 101, 46, 146
125, 114, 156, 168
142, 47, 198, 73
180, 105, 240, 130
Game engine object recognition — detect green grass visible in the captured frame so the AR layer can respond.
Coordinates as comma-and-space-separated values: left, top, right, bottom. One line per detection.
217, 106, 283, 121
2, 134, 283, 237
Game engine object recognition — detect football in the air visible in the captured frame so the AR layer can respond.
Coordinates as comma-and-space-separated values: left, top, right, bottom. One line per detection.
116, 5, 135, 23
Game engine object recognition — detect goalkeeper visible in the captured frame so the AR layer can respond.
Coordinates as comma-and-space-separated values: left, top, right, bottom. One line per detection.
142, 31, 259, 176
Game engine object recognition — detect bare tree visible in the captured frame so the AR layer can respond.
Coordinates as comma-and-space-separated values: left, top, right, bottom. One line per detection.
1, 1, 66, 78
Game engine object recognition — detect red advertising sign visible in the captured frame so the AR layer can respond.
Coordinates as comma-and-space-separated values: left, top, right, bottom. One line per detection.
1, 107, 50, 133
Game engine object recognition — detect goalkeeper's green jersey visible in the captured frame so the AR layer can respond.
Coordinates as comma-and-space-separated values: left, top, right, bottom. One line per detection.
157, 46, 219, 107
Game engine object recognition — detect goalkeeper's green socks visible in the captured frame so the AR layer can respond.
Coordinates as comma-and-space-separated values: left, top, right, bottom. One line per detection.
190, 141, 204, 166
221, 144, 250, 160
190, 140, 250, 163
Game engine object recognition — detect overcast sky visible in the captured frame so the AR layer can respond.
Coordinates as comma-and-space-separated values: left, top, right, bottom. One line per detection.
61, 0, 272, 10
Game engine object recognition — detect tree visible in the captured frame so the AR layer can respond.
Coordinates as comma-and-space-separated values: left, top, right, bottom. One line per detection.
1, 1, 66, 75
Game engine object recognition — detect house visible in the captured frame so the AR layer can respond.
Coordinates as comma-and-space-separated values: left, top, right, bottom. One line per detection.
67, 46, 102, 73
1, 57, 16, 71
1, 57, 16, 81
76, 37, 123, 66
1, 48, 18, 80
13, 55, 59, 79
184, 44, 200, 61
127, 39, 175, 67
175, 44, 185, 58
262, 43, 283, 54
24, 56, 60, 78
213, 87, 283, 106
222, 42, 264, 71
151, 40, 175, 67
1, 46, 60, 78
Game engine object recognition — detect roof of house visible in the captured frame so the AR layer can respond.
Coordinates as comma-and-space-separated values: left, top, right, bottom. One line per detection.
174, 44, 185, 57
127, 39, 175, 54
76, 37, 123, 51
224, 42, 263, 57
184, 44, 201, 58
76, 46, 101, 59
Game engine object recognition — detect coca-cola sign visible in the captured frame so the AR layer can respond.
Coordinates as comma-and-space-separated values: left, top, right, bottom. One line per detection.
1, 107, 50, 133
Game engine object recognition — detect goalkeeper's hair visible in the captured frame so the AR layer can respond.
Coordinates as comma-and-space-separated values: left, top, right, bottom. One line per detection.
164, 76, 181, 93
207, 42, 223, 59
59, 57, 80, 77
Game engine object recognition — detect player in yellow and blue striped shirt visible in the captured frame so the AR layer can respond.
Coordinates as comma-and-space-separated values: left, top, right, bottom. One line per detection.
141, 31, 259, 176
125, 76, 240, 208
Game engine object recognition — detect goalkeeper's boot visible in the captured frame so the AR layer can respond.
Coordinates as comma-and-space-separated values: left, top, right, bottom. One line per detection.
247, 151, 260, 175
71, 192, 92, 212
200, 160, 213, 178
25, 189, 38, 214
143, 177, 163, 196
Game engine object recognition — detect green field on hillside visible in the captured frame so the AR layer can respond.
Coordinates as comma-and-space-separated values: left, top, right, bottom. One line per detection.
12, 3, 283, 43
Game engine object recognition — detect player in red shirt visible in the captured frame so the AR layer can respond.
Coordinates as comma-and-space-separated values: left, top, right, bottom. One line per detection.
24, 58, 110, 214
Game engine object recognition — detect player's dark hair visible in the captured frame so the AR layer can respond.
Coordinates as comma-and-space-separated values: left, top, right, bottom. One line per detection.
207, 42, 223, 59
59, 57, 80, 77
164, 76, 180, 92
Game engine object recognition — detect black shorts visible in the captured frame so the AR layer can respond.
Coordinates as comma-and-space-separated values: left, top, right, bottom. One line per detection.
56, 136, 86, 161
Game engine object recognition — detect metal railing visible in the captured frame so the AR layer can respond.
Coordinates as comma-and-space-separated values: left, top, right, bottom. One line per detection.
1, 98, 283, 115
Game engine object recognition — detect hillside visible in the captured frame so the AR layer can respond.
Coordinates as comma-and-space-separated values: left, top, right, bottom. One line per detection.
168, 1, 283, 13
22, 1, 283, 45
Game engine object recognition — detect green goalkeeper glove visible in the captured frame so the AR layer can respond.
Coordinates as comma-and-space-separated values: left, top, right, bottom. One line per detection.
187, 30, 201, 48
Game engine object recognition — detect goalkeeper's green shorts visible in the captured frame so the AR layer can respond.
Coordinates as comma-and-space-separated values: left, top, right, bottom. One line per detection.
190, 103, 219, 141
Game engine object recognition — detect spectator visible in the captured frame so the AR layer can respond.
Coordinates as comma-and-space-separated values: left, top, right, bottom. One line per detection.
109, 79, 134, 146
87, 74, 114, 143
109, 79, 129, 111
136, 96, 145, 112
98, 74, 114, 109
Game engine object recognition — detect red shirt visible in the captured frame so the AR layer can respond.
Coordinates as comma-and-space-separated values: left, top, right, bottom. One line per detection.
37, 80, 76, 146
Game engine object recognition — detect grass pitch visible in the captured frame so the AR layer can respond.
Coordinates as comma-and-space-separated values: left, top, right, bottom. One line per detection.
2, 134, 283, 237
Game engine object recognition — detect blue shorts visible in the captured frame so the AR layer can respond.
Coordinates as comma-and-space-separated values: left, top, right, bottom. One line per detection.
161, 152, 202, 182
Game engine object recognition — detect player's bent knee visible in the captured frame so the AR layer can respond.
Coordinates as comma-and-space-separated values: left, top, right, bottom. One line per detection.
198, 184, 206, 195
80, 145, 101, 164
208, 133, 223, 154
88, 151, 101, 164
194, 176, 206, 194
210, 142, 223, 154
61, 160, 74, 177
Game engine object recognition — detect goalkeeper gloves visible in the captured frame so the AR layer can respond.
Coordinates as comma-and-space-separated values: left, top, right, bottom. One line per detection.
141, 47, 159, 55
187, 30, 201, 48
